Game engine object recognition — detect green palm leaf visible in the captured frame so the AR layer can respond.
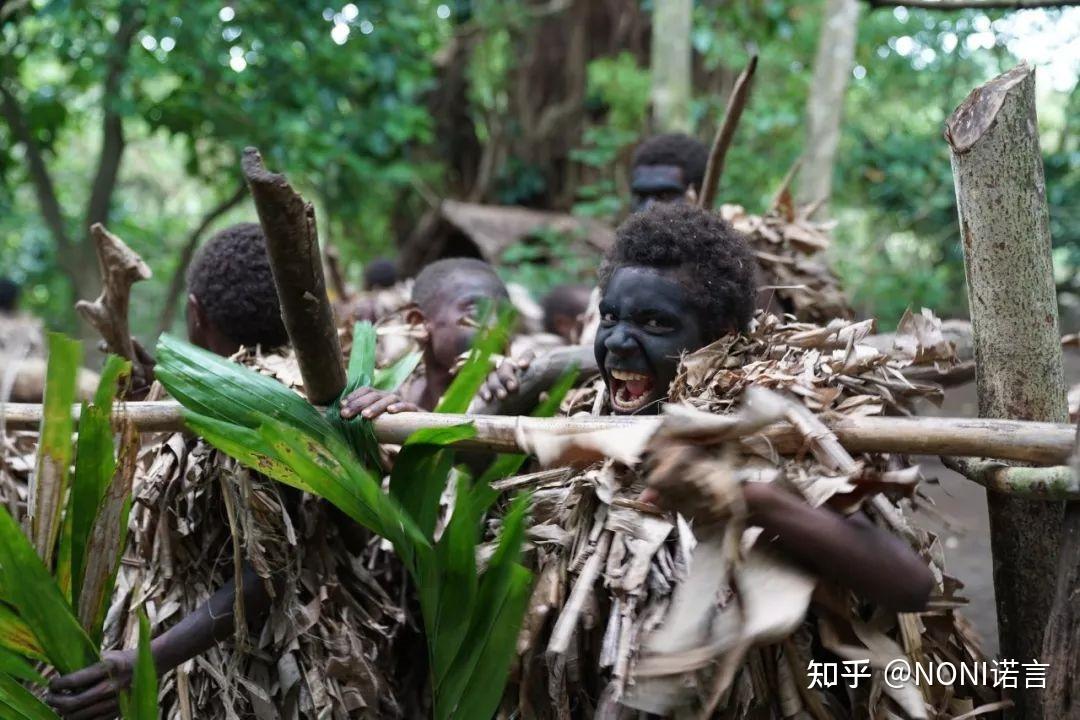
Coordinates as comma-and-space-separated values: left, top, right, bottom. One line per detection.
435, 304, 516, 414
0, 672, 56, 720
433, 493, 532, 720
0, 647, 44, 686
0, 605, 46, 663
31, 333, 82, 566
120, 612, 157, 720
68, 356, 129, 611
0, 506, 97, 675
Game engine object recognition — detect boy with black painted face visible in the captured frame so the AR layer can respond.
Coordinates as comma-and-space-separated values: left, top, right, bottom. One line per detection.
599, 204, 934, 613
341, 257, 512, 418
596, 203, 756, 414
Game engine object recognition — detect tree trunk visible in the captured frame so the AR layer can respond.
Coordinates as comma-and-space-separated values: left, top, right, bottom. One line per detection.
649, 0, 692, 133
0, 82, 100, 322
241, 148, 346, 405
796, 0, 859, 217
946, 63, 1068, 720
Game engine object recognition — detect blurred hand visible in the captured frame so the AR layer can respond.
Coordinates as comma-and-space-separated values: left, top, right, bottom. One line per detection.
47, 649, 135, 720
340, 386, 418, 420
478, 351, 533, 404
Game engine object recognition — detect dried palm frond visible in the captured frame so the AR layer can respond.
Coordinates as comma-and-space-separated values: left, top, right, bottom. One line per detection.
104, 433, 408, 719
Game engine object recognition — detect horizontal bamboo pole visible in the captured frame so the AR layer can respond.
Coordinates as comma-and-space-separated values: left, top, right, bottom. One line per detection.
2, 402, 1075, 468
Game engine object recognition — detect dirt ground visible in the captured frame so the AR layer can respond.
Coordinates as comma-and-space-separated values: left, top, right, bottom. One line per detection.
911, 347, 1080, 657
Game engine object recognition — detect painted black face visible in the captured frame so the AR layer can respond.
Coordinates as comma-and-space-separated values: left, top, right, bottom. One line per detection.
630, 164, 690, 212
594, 267, 705, 415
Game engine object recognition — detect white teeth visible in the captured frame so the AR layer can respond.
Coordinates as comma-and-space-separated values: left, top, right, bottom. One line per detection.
610, 369, 649, 381
610, 390, 650, 411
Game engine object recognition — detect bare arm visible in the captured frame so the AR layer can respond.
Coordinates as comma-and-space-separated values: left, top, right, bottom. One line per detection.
743, 482, 934, 613
48, 563, 273, 720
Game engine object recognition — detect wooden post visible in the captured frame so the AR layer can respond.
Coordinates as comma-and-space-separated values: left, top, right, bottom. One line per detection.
241, 148, 346, 405
1042, 421, 1080, 717
4, 403, 1076, 467
946, 63, 1067, 718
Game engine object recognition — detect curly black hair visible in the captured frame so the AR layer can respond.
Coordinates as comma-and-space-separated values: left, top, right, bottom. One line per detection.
412, 257, 508, 313
186, 223, 288, 349
599, 203, 757, 340
363, 257, 398, 290
631, 133, 710, 191
0, 277, 18, 312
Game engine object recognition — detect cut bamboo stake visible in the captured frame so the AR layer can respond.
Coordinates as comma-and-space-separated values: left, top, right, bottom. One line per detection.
242, 148, 346, 405
2, 402, 1075, 468
698, 54, 758, 210
946, 62, 1068, 718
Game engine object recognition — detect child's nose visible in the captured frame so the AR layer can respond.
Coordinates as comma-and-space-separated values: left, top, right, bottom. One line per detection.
604, 325, 637, 355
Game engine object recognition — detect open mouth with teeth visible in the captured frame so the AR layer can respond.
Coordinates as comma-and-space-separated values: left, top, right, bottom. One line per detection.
607, 368, 657, 413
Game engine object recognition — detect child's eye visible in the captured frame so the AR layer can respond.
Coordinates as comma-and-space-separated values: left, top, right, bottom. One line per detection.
644, 318, 671, 332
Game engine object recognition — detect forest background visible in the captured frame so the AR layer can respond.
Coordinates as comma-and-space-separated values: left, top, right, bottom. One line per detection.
1, 0, 1077, 347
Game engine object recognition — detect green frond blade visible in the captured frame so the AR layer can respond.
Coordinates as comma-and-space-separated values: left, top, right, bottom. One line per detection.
0, 507, 96, 674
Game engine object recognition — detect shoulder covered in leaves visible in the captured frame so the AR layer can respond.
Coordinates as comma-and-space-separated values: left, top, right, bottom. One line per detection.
720, 203, 852, 325
508, 309, 995, 719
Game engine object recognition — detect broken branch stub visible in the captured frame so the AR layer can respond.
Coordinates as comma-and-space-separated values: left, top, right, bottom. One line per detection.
75, 223, 152, 381
241, 147, 346, 405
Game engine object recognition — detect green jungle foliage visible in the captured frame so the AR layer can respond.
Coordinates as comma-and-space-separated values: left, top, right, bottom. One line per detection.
1, 1, 1076, 338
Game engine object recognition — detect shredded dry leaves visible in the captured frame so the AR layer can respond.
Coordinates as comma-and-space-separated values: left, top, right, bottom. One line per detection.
719, 203, 852, 325
502, 309, 996, 720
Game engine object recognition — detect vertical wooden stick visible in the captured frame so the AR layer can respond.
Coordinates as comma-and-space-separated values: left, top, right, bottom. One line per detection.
698, 54, 759, 210
946, 63, 1067, 719
241, 148, 346, 405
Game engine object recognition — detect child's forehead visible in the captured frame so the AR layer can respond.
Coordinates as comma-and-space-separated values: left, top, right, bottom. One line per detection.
602, 265, 694, 309
425, 270, 507, 306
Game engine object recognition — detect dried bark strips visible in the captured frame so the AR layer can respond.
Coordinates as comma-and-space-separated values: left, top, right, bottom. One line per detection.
510, 310, 995, 719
